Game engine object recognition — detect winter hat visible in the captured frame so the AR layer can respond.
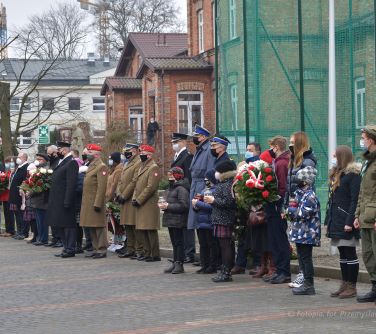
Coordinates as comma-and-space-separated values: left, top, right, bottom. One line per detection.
296, 166, 317, 185
169, 167, 185, 180
259, 149, 273, 165
110, 152, 121, 164
205, 169, 217, 184
215, 160, 237, 174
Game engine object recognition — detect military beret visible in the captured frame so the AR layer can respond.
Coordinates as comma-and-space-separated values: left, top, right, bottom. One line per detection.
86, 143, 102, 151
139, 144, 155, 153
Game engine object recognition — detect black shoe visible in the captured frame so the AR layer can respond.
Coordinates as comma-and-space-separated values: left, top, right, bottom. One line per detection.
292, 283, 316, 295
136, 255, 146, 261
204, 266, 217, 274
52, 242, 63, 248
115, 246, 126, 254
75, 247, 84, 254
270, 274, 291, 284
45, 242, 56, 247
92, 253, 107, 259
171, 261, 184, 274
184, 257, 195, 264
164, 262, 175, 273
34, 241, 47, 246
85, 253, 97, 258
262, 272, 278, 283
144, 256, 161, 262
357, 289, 376, 302
144, 256, 153, 262
55, 252, 65, 257
118, 251, 135, 258
61, 253, 75, 258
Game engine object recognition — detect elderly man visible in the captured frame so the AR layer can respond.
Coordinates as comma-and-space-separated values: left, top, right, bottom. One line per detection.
80, 144, 108, 259
210, 135, 231, 166
132, 144, 161, 262
46, 142, 78, 258
9, 152, 29, 240
354, 125, 376, 303
47, 145, 59, 169
116, 143, 143, 259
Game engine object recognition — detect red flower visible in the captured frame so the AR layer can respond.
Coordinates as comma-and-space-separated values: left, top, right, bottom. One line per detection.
264, 167, 272, 173
262, 191, 270, 199
248, 165, 255, 171
265, 175, 273, 182
236, 174, 243, 181
37, 180, 43, 186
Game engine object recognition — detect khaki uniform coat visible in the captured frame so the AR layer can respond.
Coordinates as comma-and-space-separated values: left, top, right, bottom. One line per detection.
132, 159, 161, 230
116, 156, 141, 226
80, 158, 108, 228
105, 163, 123, 202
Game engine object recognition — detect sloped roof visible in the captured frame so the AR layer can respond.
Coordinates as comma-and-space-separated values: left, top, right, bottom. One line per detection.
100, 77, 142, 95
0, 58, 117, 85
115, 32, 188, 76
136, 57, 213, 78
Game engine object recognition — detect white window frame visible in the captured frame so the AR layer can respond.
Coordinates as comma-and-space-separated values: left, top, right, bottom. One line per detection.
177, 92, 204, 134
229, 0, 237, 40
93, 97, 105, 113
10, 96, 32, 112
230, 84, 238, 130
354, 77, 366, 129
198, 10, 204, 53
17, 131, 33, 148
129, 107, 144, 143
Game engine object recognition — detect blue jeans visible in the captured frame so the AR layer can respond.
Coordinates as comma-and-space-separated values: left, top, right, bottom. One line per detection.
35, 209, 48, 243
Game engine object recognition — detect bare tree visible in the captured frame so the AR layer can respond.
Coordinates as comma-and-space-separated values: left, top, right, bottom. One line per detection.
15, 1, 89, 59
94, 0, 183, 56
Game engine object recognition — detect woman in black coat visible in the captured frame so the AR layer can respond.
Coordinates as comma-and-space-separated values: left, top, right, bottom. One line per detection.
327, 145, 361, 299
160, 167, 190, 274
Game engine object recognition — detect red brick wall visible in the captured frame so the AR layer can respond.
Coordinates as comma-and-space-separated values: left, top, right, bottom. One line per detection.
126, 50, 143, 77
188, 0, 215, 57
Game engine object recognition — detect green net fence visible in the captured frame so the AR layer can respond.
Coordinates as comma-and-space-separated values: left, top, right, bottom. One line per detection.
216, 0, 376, 203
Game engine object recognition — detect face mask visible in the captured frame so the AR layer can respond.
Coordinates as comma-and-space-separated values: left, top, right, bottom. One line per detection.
331, 158, 337, 167
86, 154, 95, 161
4, 163, 10, 170
245, 151, 254, 160
124, 152, 133, 160
172, 143, 180, 152
10, 162, 15, 169
210, 148, 219, 157
33, 160, 40, 167
289, 144, 294, 154
269, 148, 276, 159
108, 159, 114, 166
360, 139, 366, 151
48, 154, 57, 161
193, 137, 200, 146
140, 154, 148, 162
81, 154, 87, 161
16, 158, 23, 165
214, 171, 221, 180
57, 152, 64, 159
168, 178, 175, 185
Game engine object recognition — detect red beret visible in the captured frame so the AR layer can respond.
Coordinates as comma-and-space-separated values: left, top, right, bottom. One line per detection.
139, 144, 155, 153
259, 150, 273, 165
86, 143, 102, 151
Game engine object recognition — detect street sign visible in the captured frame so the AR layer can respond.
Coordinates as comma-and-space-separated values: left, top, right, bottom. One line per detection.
38, 125, 50, 144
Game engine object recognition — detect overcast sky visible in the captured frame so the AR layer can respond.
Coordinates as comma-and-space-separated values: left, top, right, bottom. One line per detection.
3, 0, 187, 57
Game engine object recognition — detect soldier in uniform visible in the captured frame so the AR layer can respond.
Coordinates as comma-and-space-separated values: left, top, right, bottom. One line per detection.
132, 144, 161, 262
80, 144, 109, 259
116, 143, 143, 259
46, 141, 78, 258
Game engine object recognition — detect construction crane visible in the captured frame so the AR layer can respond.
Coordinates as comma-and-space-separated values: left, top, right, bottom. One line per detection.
77, 0, 110, 59
0, 3, 7, 59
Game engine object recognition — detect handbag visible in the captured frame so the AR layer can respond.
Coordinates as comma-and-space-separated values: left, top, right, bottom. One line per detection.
247, 206, 265, 227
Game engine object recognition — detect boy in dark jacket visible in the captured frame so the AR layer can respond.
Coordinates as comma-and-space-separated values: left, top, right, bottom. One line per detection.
192, 170, 218, 274
160, 167, 190, 274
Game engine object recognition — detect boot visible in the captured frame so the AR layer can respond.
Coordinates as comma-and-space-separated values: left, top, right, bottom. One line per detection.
339, 282, 357, 299
357, 281, 376, 303
252, 254, 268, 278
171, 261, 184, 274
330, 281, 347, 297
212, 267, 233, 283
164, 262, 175, 274
292, 282, 316, 295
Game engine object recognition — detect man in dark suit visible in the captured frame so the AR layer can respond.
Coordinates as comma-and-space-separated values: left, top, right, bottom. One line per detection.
45, 142, 78, 258
9, 152, 29, 239
170, 132, 194, 262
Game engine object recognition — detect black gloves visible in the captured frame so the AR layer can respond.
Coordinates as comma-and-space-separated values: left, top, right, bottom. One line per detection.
131, 199, 140, 207
94, 206, 101, 212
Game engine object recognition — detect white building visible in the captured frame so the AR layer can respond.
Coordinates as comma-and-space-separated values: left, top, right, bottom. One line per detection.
0, 57, 116, 156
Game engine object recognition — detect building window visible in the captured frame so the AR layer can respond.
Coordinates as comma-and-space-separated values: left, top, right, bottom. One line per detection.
198, 10, 204, 53
355, 77, 365, 129
10, 97, 31, 112
129, 107, 144, 143
229, 0, 237, 40
68, 97, 80, 111
230, 85, 238, 129
16, 131, 33, 148
42, 98, 54, 111
177, 92, 203, 134
93, 97, 105, 112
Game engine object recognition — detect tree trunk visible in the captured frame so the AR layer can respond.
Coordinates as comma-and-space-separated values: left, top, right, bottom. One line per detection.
0, 82, 16, 159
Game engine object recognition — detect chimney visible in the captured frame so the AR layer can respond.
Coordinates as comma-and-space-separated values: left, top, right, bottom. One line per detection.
87, 52, 96, 66
103, 56, 110, 66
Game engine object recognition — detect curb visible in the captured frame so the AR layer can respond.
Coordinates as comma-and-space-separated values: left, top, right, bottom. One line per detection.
159, 248, 371, 284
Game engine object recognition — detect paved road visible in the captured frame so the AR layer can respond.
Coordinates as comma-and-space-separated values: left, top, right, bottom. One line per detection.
0, 238, 375, 334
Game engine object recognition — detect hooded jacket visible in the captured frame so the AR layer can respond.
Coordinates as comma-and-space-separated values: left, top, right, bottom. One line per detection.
327, 162, 361, 240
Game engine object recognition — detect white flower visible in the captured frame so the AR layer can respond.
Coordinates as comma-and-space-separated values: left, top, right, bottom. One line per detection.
47, 169, 53, 174
29, 169, 37, 175
39, 168, 47, 174
79, 166, 88, 173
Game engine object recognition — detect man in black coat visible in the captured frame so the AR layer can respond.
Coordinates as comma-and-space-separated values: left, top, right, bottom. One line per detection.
9, 152, 29, 239
45, 142, 78, 258
170, 132, 194, 263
